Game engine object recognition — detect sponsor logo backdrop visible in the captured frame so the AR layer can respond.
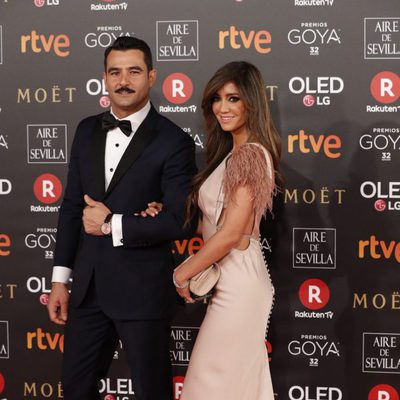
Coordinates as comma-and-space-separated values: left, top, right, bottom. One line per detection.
0, 0, 398, 398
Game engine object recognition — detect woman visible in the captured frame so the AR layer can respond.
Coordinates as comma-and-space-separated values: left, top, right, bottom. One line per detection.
148, 61, 281, 399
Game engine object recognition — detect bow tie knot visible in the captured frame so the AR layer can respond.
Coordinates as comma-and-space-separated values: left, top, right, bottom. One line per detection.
102, 112, 132, 137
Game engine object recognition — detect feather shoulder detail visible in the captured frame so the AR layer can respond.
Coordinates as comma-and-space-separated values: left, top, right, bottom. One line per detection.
223, 143, 274, 217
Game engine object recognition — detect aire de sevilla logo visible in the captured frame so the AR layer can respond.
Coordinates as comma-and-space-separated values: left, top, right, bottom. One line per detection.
369, 384, 399, 400
163, 73, 193, 104
299, 279, 330, 310
33, 173, 62, 204
370, 71, 400, 104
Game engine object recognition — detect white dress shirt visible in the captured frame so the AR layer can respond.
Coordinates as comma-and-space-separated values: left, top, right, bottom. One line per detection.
52, 101, 151, 284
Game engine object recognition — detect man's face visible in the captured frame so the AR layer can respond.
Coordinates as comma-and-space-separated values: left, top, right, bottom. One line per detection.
103, 49, 156, 118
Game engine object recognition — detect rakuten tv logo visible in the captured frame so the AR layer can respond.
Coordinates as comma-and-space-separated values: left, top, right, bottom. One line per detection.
173, 376, 185, 400
369, 384, 399, 400
218, 26, 272, 53
20, 30, 70, 57
0, 372, 5, 395
163, 73, 193, 104
370, 72, 400, 104
33, 174, 62, 204
299, 279, 330, 310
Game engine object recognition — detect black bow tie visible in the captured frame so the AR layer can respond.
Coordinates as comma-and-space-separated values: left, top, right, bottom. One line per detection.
102, 112, 132, 137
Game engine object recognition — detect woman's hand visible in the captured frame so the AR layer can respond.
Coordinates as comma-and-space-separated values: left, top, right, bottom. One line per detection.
135, 201, 163, 217
176, 286, 194, 304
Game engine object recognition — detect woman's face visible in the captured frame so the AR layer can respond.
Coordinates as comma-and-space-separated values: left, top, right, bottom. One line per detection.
212, 81, 247, 138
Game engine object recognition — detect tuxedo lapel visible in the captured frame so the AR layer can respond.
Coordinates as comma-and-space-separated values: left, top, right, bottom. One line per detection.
92, 115, 107, 198
102, 105, 159, 200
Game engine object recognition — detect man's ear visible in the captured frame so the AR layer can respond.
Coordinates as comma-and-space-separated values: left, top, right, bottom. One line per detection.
149, 69, 157, 88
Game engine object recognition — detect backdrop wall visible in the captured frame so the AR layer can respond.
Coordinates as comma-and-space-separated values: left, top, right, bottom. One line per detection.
0, 1, 399, 399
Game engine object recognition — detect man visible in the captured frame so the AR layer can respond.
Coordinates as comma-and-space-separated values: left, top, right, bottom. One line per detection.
47, 36, 197, 400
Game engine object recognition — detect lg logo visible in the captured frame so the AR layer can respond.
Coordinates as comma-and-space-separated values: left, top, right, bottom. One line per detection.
33, 174, 62, 204
299, 279, 330, 310
0, 179, 11, 195
163, 73, 193, 104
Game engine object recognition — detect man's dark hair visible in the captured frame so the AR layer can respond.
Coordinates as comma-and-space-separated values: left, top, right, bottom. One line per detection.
104, 36, 153, 72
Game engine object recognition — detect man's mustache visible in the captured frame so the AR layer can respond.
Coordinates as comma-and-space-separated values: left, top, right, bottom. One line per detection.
115, 87, 136, 94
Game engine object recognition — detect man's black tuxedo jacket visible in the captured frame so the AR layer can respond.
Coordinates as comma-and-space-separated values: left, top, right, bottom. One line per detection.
54, 105, 197, 320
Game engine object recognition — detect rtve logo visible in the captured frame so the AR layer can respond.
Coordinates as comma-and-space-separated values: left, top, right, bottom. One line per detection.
162, 73, 193, 105
21, 30, 70, 57
218, 26, 271, 54
33, 173, 62, 204
369, 384, 399, 400
359, 236, 400, 264
0, 234, 11, 256
299, 279, 330, 310
288, 129, 341, 158
27, 328, 64, 352
370, 71, 400, 104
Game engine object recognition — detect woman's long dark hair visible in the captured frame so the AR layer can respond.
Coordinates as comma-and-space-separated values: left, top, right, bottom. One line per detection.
186, 61, 282, 225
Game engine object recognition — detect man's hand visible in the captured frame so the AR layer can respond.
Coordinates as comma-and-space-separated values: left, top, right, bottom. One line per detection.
47, 283, 69, 325
82, 194, 111, 236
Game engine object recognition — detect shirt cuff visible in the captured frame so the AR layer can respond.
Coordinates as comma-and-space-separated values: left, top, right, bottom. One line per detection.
112, 214, 124, 247
52, 266, 72, 284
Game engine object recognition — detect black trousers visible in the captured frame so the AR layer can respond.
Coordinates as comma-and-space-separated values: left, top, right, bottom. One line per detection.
61, 279, 172, 400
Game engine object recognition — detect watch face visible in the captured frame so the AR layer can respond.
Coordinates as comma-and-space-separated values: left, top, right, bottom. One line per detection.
101, 222, 111, 235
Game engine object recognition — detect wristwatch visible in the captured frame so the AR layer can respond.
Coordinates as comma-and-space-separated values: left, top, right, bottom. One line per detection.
101, 213, 113, 235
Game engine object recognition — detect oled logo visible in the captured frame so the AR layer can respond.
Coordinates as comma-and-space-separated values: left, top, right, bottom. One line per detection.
160, 73, 196, 114
163, 73, 193, 105
0, 321, 9, 359
173, 376, 185, 400
363, 333, 400, 374
288, 334, 340, 368
0, 234, 11, 257
287, 129, 342, 158
360, 181, 400, 212
289, 385, 343, 400
33, 174, 62, 204
27, 124, 67, 164
86, 78, 111, 108
157, 20, 199, 61
99, 378, 135, 398
364, 18, 400, 59
289, 76, 344, 107
170, 326, 200, 366
369, 384, 399, 400
288, 22, 341, 55
34, 0, 59, 6
0, 179, 11, 195
20, 30, 70, 57
359, 236, 400, 264
219, 26, 271, 54
85, 26, 134, 48
26, 276, 55, 305
359, 127, 400, 162
292, 228, 336, 269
